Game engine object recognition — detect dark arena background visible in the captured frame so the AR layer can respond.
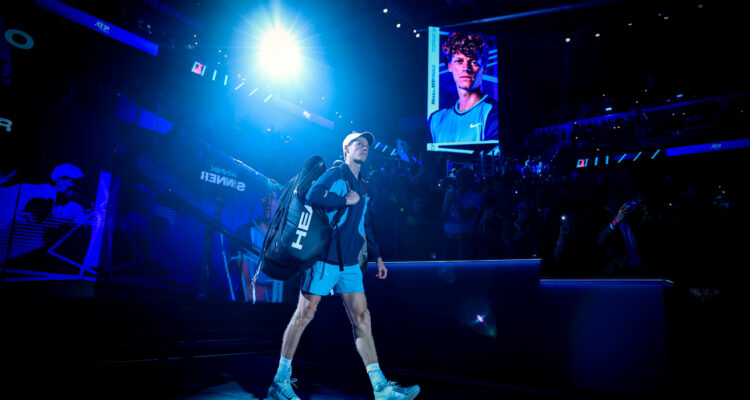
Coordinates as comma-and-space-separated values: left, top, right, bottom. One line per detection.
1, 1, 745, 399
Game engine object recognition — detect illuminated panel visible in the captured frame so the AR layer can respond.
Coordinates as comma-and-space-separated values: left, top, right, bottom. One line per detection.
666, 138, 750, 157
156, 118, 173, 134
365, 259, 540, 269
36, 0, 159, 56
426, 143, 475, 154
427, 26, 441, 118
137, 109, 158, 130
191, 61, 206, 75
426, 139, 499, 154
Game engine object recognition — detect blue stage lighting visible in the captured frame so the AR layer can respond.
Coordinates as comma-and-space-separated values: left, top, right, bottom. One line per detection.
259, 27, 301, 77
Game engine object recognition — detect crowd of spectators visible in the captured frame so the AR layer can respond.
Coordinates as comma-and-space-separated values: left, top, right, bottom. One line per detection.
523, 93, 748, 171
363, 149, 745, 291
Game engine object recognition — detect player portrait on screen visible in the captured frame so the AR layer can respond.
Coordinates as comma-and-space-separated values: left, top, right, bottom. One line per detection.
429, 31, 499, 145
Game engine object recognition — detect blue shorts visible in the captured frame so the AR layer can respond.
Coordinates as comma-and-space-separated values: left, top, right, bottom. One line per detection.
300, 260, 364, 296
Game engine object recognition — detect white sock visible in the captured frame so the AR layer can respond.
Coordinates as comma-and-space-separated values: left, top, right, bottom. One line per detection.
276, 356, 292, 378
366, 363, 387, 391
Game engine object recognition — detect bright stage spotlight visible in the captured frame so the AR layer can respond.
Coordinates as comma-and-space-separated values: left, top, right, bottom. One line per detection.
258, 27, 301, 77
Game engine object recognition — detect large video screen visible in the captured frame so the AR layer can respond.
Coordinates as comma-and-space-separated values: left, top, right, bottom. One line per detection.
426, 27, 499, 155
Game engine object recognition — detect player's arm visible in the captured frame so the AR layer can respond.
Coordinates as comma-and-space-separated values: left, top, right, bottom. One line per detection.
306, 170, 348, 209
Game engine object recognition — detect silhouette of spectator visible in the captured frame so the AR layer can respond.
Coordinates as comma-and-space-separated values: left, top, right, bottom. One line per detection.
441, 167, 482, 259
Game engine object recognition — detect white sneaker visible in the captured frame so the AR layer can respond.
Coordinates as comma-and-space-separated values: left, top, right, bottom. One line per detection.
267, 375, 301, 400
374, 381, 420, 400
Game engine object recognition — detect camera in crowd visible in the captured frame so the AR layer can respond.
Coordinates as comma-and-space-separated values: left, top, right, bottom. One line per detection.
437, 175, 456, 192
623, 196, 645, 213
437, 166, 476, 193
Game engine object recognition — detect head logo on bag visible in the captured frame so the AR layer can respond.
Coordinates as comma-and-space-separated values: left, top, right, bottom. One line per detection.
252, 155, 347, 285
291, 205, 313, 250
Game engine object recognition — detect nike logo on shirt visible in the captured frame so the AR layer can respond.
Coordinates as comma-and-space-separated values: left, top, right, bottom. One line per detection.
470, 123, 481, 128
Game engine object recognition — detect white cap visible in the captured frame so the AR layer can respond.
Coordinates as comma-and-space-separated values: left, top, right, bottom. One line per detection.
341, 132, 375, 155
342, 131, 375, 154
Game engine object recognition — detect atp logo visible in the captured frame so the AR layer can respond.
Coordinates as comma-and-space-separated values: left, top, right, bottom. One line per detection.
95, 21, 111, 34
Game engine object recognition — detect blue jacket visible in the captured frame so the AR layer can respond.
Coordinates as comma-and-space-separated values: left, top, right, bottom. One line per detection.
305, 162, 381, 266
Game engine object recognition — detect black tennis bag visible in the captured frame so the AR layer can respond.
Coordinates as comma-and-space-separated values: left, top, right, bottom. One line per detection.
255, 156, 344, 282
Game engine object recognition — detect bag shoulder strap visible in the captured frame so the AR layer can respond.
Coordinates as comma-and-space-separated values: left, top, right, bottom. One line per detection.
327, 163, 351, 226
331, 168, 351, 271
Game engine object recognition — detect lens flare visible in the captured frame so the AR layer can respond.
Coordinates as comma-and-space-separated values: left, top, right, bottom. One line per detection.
259, 27, 301, 77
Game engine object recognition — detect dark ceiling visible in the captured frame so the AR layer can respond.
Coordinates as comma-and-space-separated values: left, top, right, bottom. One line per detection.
11, 0, 746, 147
151, 0, 750, 145
375, 0, 749, 122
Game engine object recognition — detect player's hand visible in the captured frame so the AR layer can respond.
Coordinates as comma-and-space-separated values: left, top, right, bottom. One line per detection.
345, 190, 360, 206
375, 258, 388, 279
